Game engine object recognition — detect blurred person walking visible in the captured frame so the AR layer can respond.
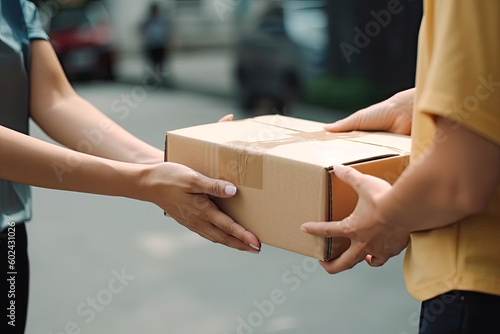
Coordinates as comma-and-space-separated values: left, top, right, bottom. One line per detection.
140, 2, 170, 77
302, 1, 500, 333
0, 1, 259, 333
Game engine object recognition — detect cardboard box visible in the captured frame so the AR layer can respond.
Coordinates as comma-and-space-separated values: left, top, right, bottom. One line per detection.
165, 115, 411, 260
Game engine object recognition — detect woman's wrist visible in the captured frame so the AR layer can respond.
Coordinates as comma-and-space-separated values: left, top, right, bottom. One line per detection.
119, 162, 158, 203
131, 148, 164, 165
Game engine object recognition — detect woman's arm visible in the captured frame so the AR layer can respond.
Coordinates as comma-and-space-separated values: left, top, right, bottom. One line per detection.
0, 39, 260, 253
29, 40, 162, 164
0, 124, 259, 252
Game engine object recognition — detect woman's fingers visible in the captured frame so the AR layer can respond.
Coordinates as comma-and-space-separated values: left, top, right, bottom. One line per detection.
176, 195, 260, 253
218, 114, 234, 122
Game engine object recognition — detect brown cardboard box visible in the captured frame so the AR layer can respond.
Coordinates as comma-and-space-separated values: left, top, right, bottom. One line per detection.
165, 115, 411, 260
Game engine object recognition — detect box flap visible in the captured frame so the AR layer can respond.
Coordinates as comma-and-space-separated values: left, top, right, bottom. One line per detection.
251, 114, 326, 133
346, 133, 411, 153
266, 139, 402, 167
167, 116, 409, 169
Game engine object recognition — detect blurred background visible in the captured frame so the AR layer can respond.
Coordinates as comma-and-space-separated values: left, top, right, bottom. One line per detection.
27, 0, 423, 333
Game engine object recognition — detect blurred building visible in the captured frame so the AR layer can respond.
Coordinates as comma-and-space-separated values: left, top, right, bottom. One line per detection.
233, 0, 422, 112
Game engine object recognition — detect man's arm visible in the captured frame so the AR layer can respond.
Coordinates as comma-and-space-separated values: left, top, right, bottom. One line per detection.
29, 40, 162, 164
380, 117, 499, 232
302, 116, 500, 273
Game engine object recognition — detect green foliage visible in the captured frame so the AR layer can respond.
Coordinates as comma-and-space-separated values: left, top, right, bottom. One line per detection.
306, 75, 384, 112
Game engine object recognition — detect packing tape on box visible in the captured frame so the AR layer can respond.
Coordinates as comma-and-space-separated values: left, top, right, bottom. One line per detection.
229, 131, 366, 150
219, 145, 264, 189
218, 131, 366, 189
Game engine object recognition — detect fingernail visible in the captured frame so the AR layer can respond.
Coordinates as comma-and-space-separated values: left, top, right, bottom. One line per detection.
249, 243, 260, 251
247, 249, 260, 255
300, 225, 309, 233
224, 185, 237, 196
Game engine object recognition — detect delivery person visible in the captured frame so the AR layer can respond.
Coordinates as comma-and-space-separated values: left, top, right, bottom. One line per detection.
0, 1, 259, 333
301, 1, 500, 332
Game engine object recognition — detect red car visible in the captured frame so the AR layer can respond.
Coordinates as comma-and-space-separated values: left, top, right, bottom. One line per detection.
48, 1, 115, 80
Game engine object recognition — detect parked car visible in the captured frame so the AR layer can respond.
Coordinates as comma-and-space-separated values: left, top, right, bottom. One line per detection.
48, 1, 115, 81
234, 1, 328, 113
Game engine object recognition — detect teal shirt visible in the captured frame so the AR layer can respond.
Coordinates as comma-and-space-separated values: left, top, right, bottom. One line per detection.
0, 0, 48, 230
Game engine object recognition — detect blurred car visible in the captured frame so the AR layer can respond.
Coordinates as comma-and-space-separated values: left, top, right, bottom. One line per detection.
234, 1, 328, 113
48, 1, 115, 81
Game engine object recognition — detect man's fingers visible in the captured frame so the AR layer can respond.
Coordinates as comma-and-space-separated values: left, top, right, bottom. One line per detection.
320, 245, 366, 274
324, 112, 362, 132
331, 164, 368, 195
301, 221, 350, 238
324, 120, 350, 132
333, 164, 391, 199
324, 102, 392, 133
323, 104, 379, 132
324, 118, 358, 132
365, 254, 387, 267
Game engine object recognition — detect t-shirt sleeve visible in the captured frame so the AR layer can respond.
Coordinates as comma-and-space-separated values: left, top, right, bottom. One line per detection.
21, 0, 49, 41
415, 1, 500, 146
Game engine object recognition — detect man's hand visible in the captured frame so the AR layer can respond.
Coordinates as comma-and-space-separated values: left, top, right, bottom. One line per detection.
325, 88, 414, 135
141, 162, 261, 254
301, 165, 409, 274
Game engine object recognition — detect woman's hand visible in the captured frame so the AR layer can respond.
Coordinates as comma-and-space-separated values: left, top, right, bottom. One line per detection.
218, 114, 234, 122
140, 162, 261, 254
301, 165, 410, 274
325, 88, 415, 135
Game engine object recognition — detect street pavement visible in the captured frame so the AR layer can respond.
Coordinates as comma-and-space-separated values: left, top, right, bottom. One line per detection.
25, 82, 420, 334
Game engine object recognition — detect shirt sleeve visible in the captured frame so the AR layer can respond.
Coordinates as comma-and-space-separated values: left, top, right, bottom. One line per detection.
415, 1, 500, 146
20, 0, 49, 41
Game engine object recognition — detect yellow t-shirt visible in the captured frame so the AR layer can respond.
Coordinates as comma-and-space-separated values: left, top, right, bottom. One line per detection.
404, 0, 500, 301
